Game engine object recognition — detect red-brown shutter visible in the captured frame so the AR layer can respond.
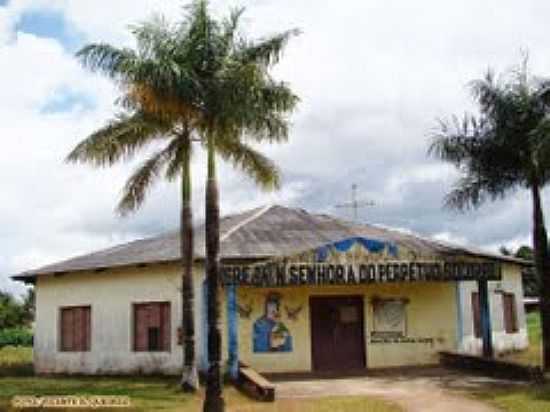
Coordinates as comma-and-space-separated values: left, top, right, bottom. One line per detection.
74, 307, 83, 351
134, 304, 148, 351
510, 294, 518, 333
134, 302, 171, 352
161, 303, 171, 351
503, 293, 518, 334
81, 307, 91, 351
471, 292, 481, 338
60, 306, 91, 352
61, 308, 74, 351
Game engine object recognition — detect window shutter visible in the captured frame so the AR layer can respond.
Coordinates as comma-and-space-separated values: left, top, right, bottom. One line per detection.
503, 293, 518, 334
510, 294, 518, 333
61, 308, 74, 351
60, 306, 91, 352
74, 307, 83, 351
161, 303, 171, 351
83, 307, 91, 351
134, 305, 148, 351
134, 302, 171, 352
471, 292, 481, 338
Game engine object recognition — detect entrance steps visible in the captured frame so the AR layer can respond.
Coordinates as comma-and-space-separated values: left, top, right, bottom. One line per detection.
236, 364, 275, 401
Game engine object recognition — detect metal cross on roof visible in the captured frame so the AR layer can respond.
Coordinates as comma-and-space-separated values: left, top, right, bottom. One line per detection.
335, 183, 375, 222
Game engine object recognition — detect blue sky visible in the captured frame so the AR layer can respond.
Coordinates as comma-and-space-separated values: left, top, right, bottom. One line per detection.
2, 0, 550, 295
17, 9, 84, 51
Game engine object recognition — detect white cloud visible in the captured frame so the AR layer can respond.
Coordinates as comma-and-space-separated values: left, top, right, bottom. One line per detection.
432, 232, 469, 247
0, 7, 15, 43
2, 0, 550, 295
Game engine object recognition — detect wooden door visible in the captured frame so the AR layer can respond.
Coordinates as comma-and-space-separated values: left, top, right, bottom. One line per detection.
310, 296, 365, 371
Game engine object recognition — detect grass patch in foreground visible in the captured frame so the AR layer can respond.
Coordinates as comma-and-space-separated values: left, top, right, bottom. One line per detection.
499, 311, 542, 366
473, 311, 549, 411
0, 346, 401, 411
0, 375, 401, 412
0, 346, 33, 376
472, 383, 550, 412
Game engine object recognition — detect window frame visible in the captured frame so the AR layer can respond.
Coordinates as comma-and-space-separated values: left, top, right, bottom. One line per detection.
371, 298, 408, 338
132, 301, 171, 353
59, 305, 91, 352
502, 292, 519, 334
471, 292, 482, 338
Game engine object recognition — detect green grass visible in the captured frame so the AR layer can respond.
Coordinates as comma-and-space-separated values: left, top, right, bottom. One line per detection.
475, 311, 550, 412
0, 346, 400, 412
499, 311, 542, 366
474, 386, 550, 412
0, 346, 33, 376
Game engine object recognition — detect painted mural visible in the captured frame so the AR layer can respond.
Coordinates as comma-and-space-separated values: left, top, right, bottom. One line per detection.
253, 292, 293, 352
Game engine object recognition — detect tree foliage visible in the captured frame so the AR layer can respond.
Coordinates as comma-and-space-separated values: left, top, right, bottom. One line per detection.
0, 289, 34, 330
68, 1, 299, 211
430, 59, 550, 209
430, 57, 550, 369
67, 0, 299, 401
500, 245, 538, 296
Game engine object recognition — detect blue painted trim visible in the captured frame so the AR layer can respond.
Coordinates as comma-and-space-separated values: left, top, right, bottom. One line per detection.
478, 279, 494, 357
455, 281, 463, 351
200, 279, 209, 371
315, 236, 399, 262
226, 284, 239, 379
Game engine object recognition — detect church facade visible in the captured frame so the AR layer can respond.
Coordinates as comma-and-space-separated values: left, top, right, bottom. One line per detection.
13, 205, 529, 375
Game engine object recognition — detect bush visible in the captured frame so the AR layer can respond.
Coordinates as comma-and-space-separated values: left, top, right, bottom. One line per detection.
0, 328, 33, 348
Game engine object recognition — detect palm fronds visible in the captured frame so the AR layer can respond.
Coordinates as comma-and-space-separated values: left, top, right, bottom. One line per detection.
117, 138, 182, 215
215, 137, 281, 190
66, 112, 169, 167
236, 29, 301, 66
430, 59, 550, 210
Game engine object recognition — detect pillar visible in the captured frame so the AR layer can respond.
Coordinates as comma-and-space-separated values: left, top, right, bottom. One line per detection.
478, 279, 494, 358
226, 284, 239, 379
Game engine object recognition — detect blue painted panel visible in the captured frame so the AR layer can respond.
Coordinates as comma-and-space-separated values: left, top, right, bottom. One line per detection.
315, 237, 399, 262
226, 284, 239, 379
315, 246, 329, 262
478, 280, 494, 357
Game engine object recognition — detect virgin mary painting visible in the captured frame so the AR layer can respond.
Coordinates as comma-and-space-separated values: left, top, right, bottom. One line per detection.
253, 292, 293, 352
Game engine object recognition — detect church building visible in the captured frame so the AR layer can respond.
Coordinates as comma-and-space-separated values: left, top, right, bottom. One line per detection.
13, 205, 529, 376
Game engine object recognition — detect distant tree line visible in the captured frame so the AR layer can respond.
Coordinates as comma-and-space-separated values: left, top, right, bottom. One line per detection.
0, 289, 34, 348
499, 245, 539, 297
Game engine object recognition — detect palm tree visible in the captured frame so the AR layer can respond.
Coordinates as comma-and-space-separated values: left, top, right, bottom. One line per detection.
67, 3, 299, 408
429, 58, 550, 370
67, 16, 203, 392
178, 3, 299, 411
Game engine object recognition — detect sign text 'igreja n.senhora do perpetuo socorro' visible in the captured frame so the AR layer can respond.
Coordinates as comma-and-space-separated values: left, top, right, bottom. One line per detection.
220, 260, 501, 288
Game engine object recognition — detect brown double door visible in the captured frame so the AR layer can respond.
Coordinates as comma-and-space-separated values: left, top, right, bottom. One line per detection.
310, 296, 366, 372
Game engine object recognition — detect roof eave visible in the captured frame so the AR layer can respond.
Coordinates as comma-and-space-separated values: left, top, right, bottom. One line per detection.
9, 254, 275, 282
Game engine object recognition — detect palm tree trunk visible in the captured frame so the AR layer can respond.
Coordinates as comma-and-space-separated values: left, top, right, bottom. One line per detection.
203, 137, 225, 412
531, 183, 550, 371
180, 138, 198, 392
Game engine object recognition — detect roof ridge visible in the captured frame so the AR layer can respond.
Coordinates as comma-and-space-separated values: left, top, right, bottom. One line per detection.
220, 204, 273, 242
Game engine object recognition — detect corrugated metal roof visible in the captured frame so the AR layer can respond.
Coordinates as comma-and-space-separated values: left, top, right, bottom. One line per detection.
11, 204, 528, 281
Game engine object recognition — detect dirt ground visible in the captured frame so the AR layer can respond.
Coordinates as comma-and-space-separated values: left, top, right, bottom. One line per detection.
273, 368, 527, 412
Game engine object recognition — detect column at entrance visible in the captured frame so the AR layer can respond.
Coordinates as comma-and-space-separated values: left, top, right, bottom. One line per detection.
478, 279, 494, 358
